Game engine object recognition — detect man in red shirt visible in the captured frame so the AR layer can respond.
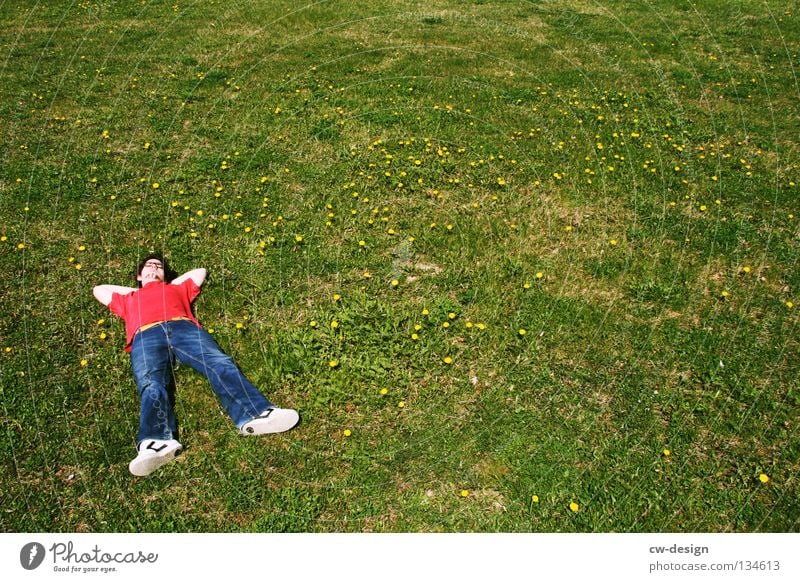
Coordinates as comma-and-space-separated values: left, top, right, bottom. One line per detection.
93, 253, 299, 477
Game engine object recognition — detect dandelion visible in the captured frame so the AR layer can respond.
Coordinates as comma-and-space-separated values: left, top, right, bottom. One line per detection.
152, 182, 160, 189
536, 272, 544, 279
391, 279, 399, 287
330, 320, 339, 329
333, 294, 341, 302
663, 449, 671, 457
460, 490, 469, 497
329, 359, 339, 368
569, 502, 580, 513
609, 239, 618, 246
309, 320, 318, 328
343, 429, 351, 437
443, 356, 453, 364
758, 473, 770, 484
398, 401, 405, 408
531, 495, 539, 503
786, 301, 794, 309
518, 329, 527, 336
380, 388, 388, 396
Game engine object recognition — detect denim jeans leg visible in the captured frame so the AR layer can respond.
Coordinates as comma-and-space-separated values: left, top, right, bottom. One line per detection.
130, 326, 178, 444
168, 321, 273, 428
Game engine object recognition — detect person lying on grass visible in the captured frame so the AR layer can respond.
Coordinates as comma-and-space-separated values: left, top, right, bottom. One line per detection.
92, 252, 299, 477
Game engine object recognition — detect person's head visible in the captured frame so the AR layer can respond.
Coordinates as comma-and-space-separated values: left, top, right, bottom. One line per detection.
136, 252, 177, 287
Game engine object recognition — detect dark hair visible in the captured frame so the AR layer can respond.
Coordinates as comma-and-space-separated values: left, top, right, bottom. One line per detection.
136, 252, 178, 287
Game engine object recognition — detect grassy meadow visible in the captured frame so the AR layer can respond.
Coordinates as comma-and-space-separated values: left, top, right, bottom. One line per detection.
1, 0, 798, 532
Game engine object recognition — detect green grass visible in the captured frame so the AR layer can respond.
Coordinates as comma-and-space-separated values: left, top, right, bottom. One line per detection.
1, 0, 798, 532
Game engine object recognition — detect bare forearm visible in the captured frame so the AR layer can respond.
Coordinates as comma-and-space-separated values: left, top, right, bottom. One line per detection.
172, 268, 207, 287
93, 284, 135, 306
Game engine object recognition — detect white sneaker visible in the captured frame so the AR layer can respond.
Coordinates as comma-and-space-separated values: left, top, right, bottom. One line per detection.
239, 408, 299, 436
129, 439, 182, 477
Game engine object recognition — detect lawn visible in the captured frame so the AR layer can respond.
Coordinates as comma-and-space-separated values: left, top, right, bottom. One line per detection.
0, 0, 798, 532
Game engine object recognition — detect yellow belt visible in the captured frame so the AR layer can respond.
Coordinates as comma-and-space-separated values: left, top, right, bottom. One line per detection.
136, 316, 192, 335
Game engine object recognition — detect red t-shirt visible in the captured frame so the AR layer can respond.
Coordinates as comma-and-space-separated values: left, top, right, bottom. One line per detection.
108, 279, 202, 351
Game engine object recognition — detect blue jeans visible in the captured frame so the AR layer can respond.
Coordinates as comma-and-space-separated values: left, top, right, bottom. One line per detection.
130, 320, 273, 445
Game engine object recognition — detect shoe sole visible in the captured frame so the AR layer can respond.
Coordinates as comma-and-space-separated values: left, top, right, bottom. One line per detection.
129, 442, 183, 477
240, 409, 300, 435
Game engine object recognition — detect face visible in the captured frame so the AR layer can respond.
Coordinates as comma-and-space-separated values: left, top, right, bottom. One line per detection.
137, 259, 165, 286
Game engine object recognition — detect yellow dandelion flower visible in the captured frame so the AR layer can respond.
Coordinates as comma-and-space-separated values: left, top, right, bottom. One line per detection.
758, 473, 770, 484
569, 502, 580, 513
398, 401, 405, 408
343, 429, 351, 437
460, 490, 469, 497
531, 495, 539, 503
518, 329, 527, 336
329, 359, 339, 368
380, 388, 388, 396
443, 356, 453, 364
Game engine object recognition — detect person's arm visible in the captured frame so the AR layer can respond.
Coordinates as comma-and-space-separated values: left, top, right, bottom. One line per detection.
93, 285, 136, 306
171, 268, 207, 288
